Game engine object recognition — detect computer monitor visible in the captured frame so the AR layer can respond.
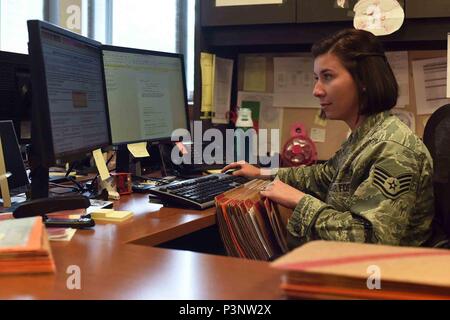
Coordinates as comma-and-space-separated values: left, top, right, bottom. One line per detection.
0, 120, 30, 196
0, 51, 32, 145
101, 45, 189, 146
27, 20, 111, 198
27, 20, 110, 167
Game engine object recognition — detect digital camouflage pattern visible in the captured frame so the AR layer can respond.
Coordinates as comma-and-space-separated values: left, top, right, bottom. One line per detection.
277, 111, 434, 249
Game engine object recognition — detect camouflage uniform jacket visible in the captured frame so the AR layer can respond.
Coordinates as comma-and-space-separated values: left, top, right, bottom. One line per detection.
277, 111, 434, 248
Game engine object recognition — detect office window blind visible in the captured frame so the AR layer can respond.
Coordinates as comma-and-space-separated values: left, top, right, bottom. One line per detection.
0, 0, 44, 54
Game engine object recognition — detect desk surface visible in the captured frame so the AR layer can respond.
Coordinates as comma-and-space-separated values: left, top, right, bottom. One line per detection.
0, 193, 283, 300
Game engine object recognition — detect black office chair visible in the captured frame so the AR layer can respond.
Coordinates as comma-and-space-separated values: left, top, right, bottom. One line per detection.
423, 104, 450, 248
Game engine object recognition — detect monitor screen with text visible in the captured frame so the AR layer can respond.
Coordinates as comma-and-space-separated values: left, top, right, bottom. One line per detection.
102, 47, 189, 145
28, 20, 110, 163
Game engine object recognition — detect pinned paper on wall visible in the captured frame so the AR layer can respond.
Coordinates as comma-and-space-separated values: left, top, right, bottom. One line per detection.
127, 142, 150, 158
243, 56, 266, 92
201, 53, 233, 123
386, 51, 410, 108
353, 0, 404, 36
391, 109, 416, 133
310, 128, 327, 143
273, 57, 318, 109
212, 56, 234, 124
216, 0, 283, 6
412, 57, 450, 115
314, 110, 327, 127
200, 52, 214, 118
237, 91, 283, 156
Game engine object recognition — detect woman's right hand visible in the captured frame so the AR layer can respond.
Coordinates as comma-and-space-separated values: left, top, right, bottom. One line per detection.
221, 161, 261, 179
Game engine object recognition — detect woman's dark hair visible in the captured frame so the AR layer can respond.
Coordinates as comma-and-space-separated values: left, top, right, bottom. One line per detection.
311, 29, 398, 116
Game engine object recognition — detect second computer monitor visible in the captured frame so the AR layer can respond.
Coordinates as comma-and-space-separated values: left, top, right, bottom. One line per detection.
102, 46, 189, 145
27, 20, 111, 166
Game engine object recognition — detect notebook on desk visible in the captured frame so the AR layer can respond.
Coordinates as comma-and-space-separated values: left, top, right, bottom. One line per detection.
271, 241, 450, 300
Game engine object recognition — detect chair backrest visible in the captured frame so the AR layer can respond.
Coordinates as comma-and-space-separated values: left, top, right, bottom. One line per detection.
423, 104, 450, 244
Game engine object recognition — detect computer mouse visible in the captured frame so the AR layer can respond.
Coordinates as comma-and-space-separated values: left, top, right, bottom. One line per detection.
224, 167, 240, 175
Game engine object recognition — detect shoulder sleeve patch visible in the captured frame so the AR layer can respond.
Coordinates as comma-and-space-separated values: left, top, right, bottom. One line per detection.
373, 165, 413, 200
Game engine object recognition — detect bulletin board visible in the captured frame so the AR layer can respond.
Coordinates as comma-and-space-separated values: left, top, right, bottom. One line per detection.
237, 50, 447, 161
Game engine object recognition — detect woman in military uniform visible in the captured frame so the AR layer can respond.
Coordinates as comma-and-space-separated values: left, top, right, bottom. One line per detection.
222, 29, 434, 249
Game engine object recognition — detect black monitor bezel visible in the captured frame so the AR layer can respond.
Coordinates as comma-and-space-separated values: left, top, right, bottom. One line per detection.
100, 44, 190, 146
0, 51, 32, 145
0, 120, 30, 194
27, 20, 111, 167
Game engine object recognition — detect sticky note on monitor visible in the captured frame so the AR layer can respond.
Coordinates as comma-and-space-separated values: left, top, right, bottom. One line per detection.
127, 142, 150, 158
93, 149, 110, 181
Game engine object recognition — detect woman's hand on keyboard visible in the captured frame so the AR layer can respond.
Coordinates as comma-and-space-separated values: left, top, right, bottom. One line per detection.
221, 161, 261, 179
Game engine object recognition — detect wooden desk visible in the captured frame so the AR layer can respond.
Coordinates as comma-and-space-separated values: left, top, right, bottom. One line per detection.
84, 193, 217, 246
0, 193, 283, 300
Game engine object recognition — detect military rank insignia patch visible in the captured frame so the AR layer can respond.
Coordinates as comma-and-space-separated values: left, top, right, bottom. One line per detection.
373, 165, 413, 200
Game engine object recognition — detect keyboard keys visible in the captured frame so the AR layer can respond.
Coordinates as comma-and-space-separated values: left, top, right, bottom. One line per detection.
148, 173, 249, 209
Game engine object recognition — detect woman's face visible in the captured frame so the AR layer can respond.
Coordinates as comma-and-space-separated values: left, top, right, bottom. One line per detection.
313, 53, 360, 125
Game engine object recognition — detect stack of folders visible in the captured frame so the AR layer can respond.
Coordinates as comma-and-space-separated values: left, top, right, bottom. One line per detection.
271, 240, 450, 300
215, 179, 291, 261
0, 216, 56, 274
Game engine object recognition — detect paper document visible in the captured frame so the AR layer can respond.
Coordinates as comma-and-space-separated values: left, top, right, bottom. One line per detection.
216, 0, 283, 6
243, 56, 266, 92
386, 51, 410, 108
310, 128, 326, 143
273, 57, 318, 109
127, 142, 150, 158
47, 228, 77, 242
412, 57, 450, 115
212, 57, 234, 124
200, 53, 214, 116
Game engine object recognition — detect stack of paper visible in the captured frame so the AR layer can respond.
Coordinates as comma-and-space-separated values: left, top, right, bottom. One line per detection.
271, 241, 450, 300
90, 209, 133, 223
0, 217, 56, 275
215, 179, 290, 261
47, 228, 77, 242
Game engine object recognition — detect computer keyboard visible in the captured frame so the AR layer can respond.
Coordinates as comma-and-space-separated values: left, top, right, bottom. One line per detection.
148, 173, 249, 210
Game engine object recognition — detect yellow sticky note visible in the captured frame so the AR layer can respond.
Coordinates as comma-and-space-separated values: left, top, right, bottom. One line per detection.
201, 52, 214, 113
243, 56, 266, 92
314, 110, 327, 127
91, 209, 133, 223
90, 208, 114, 215
93, 149, 110, 181
127, 142, 150, 158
